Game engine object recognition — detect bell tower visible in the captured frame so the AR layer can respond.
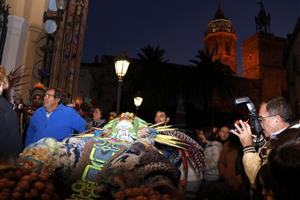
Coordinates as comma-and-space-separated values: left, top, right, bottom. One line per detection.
242, 1, 287, 100
204, 5, 238, 73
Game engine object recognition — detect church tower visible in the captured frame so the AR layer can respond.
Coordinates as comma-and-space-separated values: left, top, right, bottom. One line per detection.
204, 5, 238, 73
242, 1, 287, 100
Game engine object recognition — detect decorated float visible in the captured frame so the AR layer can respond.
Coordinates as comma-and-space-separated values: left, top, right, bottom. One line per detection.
0, 112, 205, 199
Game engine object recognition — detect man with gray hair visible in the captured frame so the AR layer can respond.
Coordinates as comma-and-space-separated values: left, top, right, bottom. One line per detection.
231, 96, 295, 185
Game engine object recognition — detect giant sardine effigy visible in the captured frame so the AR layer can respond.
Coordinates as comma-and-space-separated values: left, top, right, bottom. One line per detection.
1, 112, 205, 199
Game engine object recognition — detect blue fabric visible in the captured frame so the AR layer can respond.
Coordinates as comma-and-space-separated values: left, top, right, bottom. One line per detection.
25, 104, 86, 147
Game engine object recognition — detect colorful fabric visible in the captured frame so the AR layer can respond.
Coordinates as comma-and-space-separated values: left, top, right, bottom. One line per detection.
19, 112, 205, 198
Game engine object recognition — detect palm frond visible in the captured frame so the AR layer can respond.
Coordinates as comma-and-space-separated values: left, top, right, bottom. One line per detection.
7, 64, 30, 92
138, 45, 168, 64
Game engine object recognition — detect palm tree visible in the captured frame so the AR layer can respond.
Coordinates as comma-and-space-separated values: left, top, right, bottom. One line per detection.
133, 45, 168, 90
131, 45, 171, 120
187, 48, 235, 125
135, 45, 168, 90
137, 45, 169, 64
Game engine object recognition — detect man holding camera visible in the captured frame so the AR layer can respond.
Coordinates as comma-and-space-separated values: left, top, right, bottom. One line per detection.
231, 96, 295, 185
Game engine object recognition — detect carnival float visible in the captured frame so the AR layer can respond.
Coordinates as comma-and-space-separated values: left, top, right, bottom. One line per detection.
0, 112, 205, 199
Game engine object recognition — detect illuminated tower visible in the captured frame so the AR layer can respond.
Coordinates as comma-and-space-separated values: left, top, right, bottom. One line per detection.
242, 1, 286, 99
204, 6, 238, 73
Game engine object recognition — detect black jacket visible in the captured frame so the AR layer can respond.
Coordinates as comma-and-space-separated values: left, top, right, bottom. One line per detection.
0, 96, 23, 159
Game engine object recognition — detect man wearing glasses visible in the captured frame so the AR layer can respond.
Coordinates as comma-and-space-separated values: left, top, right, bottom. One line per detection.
25, 88, 86, 146
231, 96, 296, 185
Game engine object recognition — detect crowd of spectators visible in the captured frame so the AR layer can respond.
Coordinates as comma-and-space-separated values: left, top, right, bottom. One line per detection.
1, 75, 300, 199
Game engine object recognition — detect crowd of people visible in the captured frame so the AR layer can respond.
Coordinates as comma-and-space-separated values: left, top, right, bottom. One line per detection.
1, 64, 300, 199
195, 124, 250, 199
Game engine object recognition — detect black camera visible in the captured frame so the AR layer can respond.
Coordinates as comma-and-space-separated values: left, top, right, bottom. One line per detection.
234, 97, 265, 147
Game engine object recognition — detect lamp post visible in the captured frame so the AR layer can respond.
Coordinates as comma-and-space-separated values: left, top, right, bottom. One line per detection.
114, 52, 130, 115
134, 96, 143, 115
42, 0, 70, 87
43, 0, 86, 102
44, 0, 69, 34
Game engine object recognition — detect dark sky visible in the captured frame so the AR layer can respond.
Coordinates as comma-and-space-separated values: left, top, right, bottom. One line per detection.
82, 0, 299, 74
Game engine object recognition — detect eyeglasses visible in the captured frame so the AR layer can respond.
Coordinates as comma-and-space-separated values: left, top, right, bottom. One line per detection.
44, 93, 55, 98
258, 114, 277, 122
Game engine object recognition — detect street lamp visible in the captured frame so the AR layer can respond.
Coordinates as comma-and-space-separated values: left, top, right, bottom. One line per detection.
44, 0, 69, 34
114, 51, 130, 115
134, 96, 143, 115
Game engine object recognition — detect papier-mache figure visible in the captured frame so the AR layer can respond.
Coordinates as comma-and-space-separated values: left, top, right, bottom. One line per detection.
17, 112, 205, 199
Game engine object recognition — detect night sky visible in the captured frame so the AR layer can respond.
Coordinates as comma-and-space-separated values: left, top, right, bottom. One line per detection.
82, 0, 299, 74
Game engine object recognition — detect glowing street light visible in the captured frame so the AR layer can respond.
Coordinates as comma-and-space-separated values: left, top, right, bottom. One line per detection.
134, 96, 143, 115
114, 51, 130, 115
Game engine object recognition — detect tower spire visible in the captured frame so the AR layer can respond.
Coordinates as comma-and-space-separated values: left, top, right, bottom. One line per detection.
213, 0, 226, 20
255, 0, 271, 33
217, 0, 221, 10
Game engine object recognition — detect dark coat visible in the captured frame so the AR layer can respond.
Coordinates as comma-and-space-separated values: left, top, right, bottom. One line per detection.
0, 96, 23, 159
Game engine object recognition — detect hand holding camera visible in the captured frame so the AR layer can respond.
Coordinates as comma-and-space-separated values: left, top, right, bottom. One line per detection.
232, 97, 265, 149
231, 120, 254, 147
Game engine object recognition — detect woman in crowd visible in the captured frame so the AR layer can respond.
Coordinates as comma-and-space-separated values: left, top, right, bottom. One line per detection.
218, 133, 250, 198
87, 105, 106, 129
197, 127, 222, 184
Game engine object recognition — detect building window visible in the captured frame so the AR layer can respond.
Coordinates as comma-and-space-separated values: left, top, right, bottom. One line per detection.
248, 54, 253, 61
225, 42, 230, 55
215, 43, 218, 55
